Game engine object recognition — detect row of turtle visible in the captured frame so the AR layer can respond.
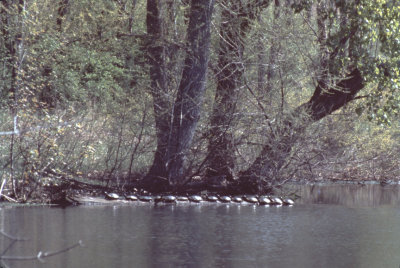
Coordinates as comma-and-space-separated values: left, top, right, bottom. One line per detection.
105, 192, 295, 206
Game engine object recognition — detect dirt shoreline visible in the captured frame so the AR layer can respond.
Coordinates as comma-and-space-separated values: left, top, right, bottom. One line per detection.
0, 178, 398, 206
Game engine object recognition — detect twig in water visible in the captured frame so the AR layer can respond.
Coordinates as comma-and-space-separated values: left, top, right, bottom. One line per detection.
0, 229, 84, 266
0, 241, 84, 262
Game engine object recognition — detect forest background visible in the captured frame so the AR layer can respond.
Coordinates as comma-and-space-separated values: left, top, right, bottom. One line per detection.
0, 0, 399, 202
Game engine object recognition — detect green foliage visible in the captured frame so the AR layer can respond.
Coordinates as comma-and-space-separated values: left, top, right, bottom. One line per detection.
290, 0, 313, 13
0, 0, 399, 200
355, 0, 400, 123
286, 0, 400, 123
50, 45, 128, 108
0, 0, 153, 200
292, 110, 400, 181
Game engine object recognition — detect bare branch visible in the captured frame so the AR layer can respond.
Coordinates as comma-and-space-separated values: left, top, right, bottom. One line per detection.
0, 240, 83, 261
0, 230, 29, 241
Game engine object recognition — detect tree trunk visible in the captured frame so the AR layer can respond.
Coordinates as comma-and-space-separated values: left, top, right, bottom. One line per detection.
142, 0, 171, 191
316, 0, 329, 89
1, 0, 20, 103
206, 0, 267, 184
143, 0, 215, 191
237, 2, 364, 194
167, 0, 215, 188
264, 0, 281, 95
239, 68, 364, 193
56, 0, 69, 32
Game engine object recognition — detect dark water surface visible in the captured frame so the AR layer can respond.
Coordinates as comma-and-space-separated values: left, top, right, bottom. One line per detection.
2, 184, 400, 268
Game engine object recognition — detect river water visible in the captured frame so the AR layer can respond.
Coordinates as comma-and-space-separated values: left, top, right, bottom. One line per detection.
1, 183, 400, 268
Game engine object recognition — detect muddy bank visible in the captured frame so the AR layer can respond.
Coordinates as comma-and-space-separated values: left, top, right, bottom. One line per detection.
0, 176, 398, 206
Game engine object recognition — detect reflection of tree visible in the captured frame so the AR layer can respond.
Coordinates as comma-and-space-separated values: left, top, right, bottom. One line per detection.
0, 229, 82, 268
302, 184, 400, 207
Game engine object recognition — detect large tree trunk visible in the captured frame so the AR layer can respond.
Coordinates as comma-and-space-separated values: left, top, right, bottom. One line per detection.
167, 0, 215, 188
237, 1, 364, 194
206, 0, 268, 185
142, 0, 171, 191
239, 68, 364, 193
143, 0, 215, 191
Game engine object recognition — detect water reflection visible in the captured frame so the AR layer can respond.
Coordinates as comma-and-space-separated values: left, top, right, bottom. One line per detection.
294, 183, 400, 206
1, 184, 400, 268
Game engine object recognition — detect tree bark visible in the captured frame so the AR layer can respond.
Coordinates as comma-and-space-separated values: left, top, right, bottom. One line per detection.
239, 68, 364, 193
142, 0, 171, 190
236, 2, 364, 194
167, 0, 215, 188
1, 0, 20, 103
264, 0, 281, 95
206, 0, 268, 184
56, 0, 69, 32
143, 0, 215, 191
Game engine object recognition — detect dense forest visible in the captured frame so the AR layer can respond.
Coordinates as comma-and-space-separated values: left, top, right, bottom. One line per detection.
0, 0, 399, 202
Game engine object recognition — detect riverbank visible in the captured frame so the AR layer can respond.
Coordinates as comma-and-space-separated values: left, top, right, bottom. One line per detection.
1, 177, 399, 207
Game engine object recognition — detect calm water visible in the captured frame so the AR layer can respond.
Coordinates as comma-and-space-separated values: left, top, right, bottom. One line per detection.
2, 184, 400, 268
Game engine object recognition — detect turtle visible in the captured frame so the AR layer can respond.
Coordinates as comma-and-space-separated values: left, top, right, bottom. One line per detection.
243, 195, 258, 204
153, 195, 163, 203
188, 195, 203, 203
105, 192, 120, 200
218, 195, 232, 203
231, 196, 243, 203
125, 194, 138, 201
138, 195, 153, 202
282, 198, 295, 206
270, 196, 283, 205
258, 196, 272, 205
206, 195, 218, 202
162, 195, 177, 203
176, 196, 189, 202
